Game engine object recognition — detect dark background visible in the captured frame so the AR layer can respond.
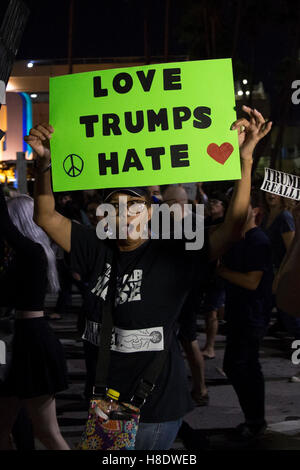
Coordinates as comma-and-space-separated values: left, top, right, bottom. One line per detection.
2, 0, 300, 168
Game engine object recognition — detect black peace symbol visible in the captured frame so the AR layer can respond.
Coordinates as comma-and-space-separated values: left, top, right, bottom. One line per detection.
63, 154, 84, 177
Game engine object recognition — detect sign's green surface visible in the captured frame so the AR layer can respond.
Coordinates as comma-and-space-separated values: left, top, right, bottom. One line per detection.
49, 59, 240, 192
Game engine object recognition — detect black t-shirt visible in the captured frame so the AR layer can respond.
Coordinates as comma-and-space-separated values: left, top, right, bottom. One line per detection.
223, 227, 273, 329
261, 210, 295, 270
71, 221, 209, 422
0, 186, 48, 311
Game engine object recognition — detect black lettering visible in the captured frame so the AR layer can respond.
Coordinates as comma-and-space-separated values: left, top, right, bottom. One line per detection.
193, 106, 212, 129
79, 115, 99, 137
173, 107, 191, 129
147, 109, 169, 132
122, 148, 144, 172
102, 114, 122, 136
93, 76, 108, 97
98, 152, 119, 175
145, 147, 165, 170
124, 111, 144, 133
275, 171, 281, 183
163, 68, 182, 90
113, 72, 133, 94
261, 180, 271, 191
136, 69, 155, 92
270, 182, 279, 192
282, 185, 290, 197
171, 144, 190, 168
265, 168, 272, 181
269, 171, 275, 182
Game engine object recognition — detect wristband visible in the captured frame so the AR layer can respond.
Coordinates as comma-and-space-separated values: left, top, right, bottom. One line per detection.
34, 159, 51, 173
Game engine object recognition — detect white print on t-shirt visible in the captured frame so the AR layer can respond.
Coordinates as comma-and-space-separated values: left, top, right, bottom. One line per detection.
112, 326, 163, 352
82, 319, 164, 352
91, 264, 143, 305
91, 263, 111, 300
116, 269, 142, 305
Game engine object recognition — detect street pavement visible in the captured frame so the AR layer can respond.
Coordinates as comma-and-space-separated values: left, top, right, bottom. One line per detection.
41, 293, 300, 451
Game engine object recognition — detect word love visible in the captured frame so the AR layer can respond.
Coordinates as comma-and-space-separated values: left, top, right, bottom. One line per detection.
93, 67, 183, 96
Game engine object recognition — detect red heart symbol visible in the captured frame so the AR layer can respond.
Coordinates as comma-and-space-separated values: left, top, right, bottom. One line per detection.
207, 142, 234, 165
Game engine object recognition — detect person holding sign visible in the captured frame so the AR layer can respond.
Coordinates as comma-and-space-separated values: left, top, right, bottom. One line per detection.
25, 106, 271, 450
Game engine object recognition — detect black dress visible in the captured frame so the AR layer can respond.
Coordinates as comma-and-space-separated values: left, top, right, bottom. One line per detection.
0, 186, 68, 398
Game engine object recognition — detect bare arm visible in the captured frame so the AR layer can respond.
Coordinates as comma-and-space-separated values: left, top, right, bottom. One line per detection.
282, 230, 295, 252
217, 266, 263, 291
24, 124, 71, 252
209, 107, 272, 261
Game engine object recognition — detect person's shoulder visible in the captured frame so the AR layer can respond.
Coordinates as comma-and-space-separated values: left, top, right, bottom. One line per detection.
279, 210, 294, 222
72, 220, 101, 244
247, 227, 271, 246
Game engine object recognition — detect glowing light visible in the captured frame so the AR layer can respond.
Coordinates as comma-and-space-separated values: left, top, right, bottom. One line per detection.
237, 90, 244, 96
242, 79, 248, 84
0, 167, 16, 183
27, 62, 34, 68
30, 93, 37, 99
246, 90, 250, 95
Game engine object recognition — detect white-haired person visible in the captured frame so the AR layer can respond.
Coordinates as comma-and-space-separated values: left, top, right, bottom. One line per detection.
0, 186, 70, 450
25, 106, 271, 450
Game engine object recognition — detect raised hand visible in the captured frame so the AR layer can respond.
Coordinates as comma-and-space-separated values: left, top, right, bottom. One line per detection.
24, 123, 54, 165
231, 105, 272, 159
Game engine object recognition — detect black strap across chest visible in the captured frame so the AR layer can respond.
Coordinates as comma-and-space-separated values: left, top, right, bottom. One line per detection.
94, 242, 171, 407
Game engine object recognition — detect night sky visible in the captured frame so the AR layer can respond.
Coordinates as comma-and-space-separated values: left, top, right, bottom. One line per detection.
2, 0, 300, 122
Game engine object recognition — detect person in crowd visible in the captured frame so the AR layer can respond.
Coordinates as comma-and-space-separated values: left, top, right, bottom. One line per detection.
195, 182, 209, 207
161, 184, 209, 404
261, 193, 295, 270
161, 184, 189, 213
84, 199, 102, 228
177, 292, 209, 406
147, 186, 162, 201
217, 190, 273, 441
50, 192, 88, 320
276, 202, 300, 316
261, 192, 299, 336
25, 106, 271, 450
201, 192, 227, 360
0, 186, 69, 450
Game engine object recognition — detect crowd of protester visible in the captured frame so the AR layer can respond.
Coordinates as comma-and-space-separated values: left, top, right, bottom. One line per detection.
1, 108, 299, 450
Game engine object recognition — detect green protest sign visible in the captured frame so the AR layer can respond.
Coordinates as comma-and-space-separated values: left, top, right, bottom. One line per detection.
49, 59, 240, 192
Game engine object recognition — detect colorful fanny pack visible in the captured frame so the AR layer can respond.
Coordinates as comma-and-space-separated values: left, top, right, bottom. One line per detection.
77, 397, 140, 450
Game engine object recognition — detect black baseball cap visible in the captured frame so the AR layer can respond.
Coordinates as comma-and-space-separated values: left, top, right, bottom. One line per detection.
103, 187, 149, 202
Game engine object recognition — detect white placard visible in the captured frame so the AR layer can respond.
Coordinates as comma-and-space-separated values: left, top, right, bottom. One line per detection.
260, 167, 300, 201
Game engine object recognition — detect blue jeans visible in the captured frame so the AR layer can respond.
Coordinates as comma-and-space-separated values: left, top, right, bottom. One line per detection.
135, 419, 183, 450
